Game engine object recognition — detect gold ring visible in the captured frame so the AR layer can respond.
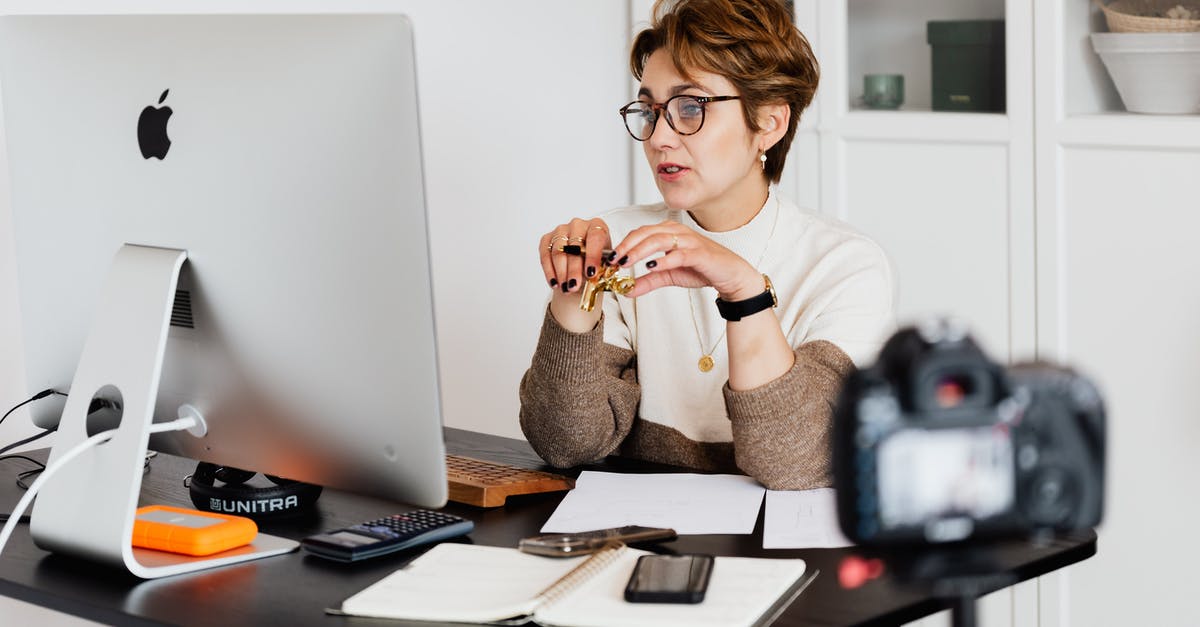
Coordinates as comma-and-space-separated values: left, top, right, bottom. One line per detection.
591, 225, 607, 232
670, 234, 679, 251
568, 236, 585, 244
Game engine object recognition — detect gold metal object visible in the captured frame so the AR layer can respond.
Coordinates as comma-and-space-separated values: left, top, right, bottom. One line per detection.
698, 355, 715, 372
579, 265, 635, 312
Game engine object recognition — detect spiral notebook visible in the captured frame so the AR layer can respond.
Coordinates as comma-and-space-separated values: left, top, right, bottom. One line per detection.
330, 542, 813, 627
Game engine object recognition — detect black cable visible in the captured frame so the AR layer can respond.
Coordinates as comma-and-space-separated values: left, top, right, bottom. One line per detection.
0, 391, 64, 525
0, 429, 54, 457
0, 389, 65, 429
16, 468, 42, 491
0, 453, 45, 468
1, 454, 47, 491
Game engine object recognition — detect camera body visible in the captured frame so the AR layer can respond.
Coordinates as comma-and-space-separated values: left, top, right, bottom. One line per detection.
833, 321, 1105, 546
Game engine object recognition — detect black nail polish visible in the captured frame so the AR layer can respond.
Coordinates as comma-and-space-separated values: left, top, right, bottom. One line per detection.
604, 251, 616, 265
568, 278, 578, 289
646, 260, 657, 269
561, 283, 569, 293
587, 266, 596, 278
549, 278, 558, 287
617, 255, 628, 266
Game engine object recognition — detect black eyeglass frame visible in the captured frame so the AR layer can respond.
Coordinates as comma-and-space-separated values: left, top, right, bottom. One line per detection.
618, 95, 741, 141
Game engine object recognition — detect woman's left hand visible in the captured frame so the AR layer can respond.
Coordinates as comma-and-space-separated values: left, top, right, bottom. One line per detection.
610, 220, 764, 301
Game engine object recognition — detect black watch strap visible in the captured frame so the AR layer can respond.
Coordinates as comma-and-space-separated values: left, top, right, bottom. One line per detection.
715, 274, 777, 322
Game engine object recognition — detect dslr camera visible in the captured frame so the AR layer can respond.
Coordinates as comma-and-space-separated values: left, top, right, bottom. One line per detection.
833, 320, 1105, 546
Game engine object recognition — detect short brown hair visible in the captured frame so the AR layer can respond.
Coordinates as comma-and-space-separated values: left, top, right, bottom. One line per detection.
630, 0, 819, 183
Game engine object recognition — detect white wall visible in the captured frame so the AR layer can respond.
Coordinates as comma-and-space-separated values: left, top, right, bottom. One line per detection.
394, 1, 631, 439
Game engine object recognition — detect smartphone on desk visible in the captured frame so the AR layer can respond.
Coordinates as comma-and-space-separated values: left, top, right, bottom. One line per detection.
518, 526, 676, 557
624, 553, 714, 604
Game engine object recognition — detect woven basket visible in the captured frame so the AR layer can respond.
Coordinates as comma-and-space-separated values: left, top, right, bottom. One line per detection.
1096, 0, 1200, 32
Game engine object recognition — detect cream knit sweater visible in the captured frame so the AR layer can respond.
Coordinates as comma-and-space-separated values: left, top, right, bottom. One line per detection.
520, 189, 895, 489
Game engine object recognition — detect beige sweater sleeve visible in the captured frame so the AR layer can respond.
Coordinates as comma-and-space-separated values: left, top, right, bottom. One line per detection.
723, 339, 855, 490
518, 308, 640, 468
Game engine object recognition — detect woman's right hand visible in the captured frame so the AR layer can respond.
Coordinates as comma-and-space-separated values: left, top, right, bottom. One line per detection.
539, 217, 611, 332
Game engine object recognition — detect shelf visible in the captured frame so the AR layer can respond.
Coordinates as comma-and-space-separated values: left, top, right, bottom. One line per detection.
1058, 113, 1200, 149
832, 109, 1010, 143
847, 0, 1006, 111
1060, 0, 1124, 115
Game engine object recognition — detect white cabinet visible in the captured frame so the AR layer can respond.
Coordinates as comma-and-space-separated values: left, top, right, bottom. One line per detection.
798, 0, 1036, 361
799, 4, 1033, 625
1034, 3, 1200, 627
794, 1, 1200, 626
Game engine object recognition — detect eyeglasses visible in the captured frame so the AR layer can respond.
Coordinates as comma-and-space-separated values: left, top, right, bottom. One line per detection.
618, 94, 741, 141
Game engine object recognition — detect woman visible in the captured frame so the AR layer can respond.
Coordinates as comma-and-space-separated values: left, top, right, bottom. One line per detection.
519, 0, 894, 489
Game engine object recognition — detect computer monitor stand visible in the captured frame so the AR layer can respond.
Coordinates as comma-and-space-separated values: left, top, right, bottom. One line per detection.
29, 244, 298, 578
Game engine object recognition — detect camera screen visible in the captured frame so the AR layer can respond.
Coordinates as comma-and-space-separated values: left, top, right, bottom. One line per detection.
876, 426, 1014, 529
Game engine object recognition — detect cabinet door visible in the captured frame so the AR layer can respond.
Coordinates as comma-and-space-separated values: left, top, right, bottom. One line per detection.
1041, 147, 1200, 627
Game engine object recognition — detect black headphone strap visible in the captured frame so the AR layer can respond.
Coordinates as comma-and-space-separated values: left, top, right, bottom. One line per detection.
188, 462, 321, 520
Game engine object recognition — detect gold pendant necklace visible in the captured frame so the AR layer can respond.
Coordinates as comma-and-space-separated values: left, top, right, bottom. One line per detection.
687, 290, 727, 373
686, 193, 781, 373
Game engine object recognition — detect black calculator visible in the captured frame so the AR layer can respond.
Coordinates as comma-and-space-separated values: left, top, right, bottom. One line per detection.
299, 510, 474, 562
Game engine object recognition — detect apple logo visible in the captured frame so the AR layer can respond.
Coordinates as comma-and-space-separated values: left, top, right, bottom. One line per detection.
137, 89, 173, 160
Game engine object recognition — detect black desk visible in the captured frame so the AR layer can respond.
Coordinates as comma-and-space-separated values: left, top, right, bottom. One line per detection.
0, 427, 1095, 626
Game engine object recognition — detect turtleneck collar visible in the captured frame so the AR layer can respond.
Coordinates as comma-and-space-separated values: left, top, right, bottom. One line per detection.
671, 186, 780, 268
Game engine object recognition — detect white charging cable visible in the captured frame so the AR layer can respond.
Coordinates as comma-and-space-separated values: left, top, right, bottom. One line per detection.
0, 416, 199, 556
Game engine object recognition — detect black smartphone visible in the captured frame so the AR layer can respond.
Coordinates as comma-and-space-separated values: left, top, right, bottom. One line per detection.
624, 553, 714, 604
518, 526, 677, 557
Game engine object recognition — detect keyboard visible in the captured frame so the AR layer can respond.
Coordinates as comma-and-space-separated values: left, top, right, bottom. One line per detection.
446, 454, 574, 507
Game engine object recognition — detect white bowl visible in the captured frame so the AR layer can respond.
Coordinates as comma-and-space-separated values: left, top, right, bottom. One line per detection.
1091, 32, 1200, 114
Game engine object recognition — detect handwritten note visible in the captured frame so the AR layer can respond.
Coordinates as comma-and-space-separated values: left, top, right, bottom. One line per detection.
763, 488, 853, 549
540, 471, 765, 535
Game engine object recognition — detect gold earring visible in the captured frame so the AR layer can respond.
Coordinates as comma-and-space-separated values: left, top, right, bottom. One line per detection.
760, 152, 767, 171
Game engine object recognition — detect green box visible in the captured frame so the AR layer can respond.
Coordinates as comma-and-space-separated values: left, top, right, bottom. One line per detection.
927, 20, 1005, 112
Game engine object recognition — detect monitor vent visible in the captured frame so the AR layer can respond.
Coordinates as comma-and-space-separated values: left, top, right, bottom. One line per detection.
170, 289, 194, 329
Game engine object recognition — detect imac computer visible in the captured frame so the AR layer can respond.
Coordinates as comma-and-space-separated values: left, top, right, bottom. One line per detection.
0, 13, 446, 577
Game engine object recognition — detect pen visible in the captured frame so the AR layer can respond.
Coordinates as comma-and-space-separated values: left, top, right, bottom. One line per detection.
558, 245, 615, 262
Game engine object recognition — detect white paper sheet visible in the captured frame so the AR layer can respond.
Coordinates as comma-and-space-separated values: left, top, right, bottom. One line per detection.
540, 471, 766, 535
763, 488, 854, 549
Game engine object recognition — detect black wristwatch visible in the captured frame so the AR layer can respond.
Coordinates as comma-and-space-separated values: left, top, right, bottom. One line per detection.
715, 274, 777, 322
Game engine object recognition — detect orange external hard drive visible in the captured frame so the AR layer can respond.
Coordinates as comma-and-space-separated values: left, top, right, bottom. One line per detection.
131, 505, 258, 556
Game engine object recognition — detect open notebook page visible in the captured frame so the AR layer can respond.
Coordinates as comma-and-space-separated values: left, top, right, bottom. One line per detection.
536, 549, 808, 627
337, 543, 588, 623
